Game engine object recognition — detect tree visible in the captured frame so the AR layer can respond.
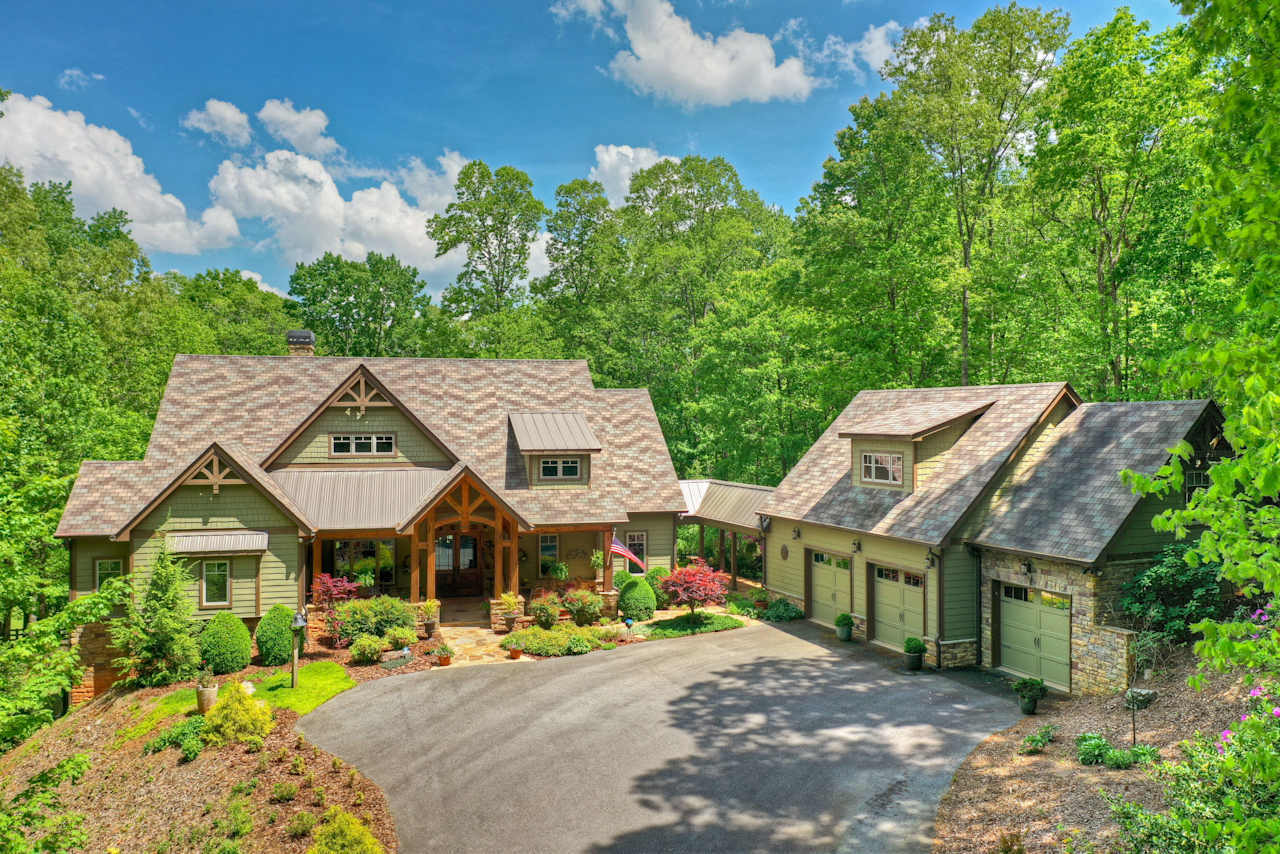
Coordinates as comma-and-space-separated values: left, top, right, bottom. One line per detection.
427, 160, 547, 317
289, 251, 429, 356
659, 562, 729, 617
169, 268, 298, 356
110, 548, 199, 686
0, 754, 90, 854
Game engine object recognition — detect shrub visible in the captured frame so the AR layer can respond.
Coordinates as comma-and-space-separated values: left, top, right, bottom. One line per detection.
308, 807, 384, 854
144, 715, 207, 762
660, 563, 729, 616
1012, 677, 1048, 702
110, 547, 200, 686
205, 681, 274, 747
1076, 732, 1111, 766
498, 592, 522, 615
217, 799, 253, 839
539, 557, 570, 581
334, 597, 415, 642
499, 624, 602, 656
562, 589, 603, 626
288, 811, 319, 839
1104, 747, 1135, 770
619, 576, 657, 621
270, 782, 298, 803
1018, 724, 1058, 755
382, 626, 418, 649
418, 598, 440, 621
311, 574, 361, 647
834, 612, 854, 628
255, 605, 295, 667
1130, 744, 1160, 764
642, 613, 743, 639
200, 613, 253, 675
762, 598, 804, 622
903, 636, 928, 655
565, 635, 593, 655
644, 567, 672, 608
348, 635, 389, 666
529, 595, 561, 629
1118, 544, 1227, 648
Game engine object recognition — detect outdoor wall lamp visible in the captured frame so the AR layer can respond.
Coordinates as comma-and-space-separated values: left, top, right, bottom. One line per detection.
792, 527, 801, 540
926, 550, 940, 569
851, 539, 862, 553
1020, 559, 1035, 575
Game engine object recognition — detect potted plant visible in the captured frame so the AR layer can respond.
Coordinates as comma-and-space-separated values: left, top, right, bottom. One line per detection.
432, 643, 455, 667
1013, 677, 1048, 714
498, 592, 522, 632
903, 636, 926, 671
541, 557, 570, 585
834, 612, 854, 642
419, 598, 441, 637
195, 665, 218, 713
507, 638, 525, 660
753, 591, 770, 610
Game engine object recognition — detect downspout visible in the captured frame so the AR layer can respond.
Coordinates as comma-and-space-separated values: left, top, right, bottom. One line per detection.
972, 544, 983, 667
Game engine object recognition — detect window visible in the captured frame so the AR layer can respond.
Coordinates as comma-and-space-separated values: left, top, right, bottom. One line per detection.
626, 532, 647, 562
539, 457, 583, 481
330, 434, 395, 456
1185, 469, 1211, 502
861, 452, 904, 485
903, 572, 924, 588
95, 558, 123, 591
1003, 584, 1029, 602
1040, 591, 1071, 610
202, 560, 230, 606
876, 566, 900, 582
814, 552, 851, 570
539, 534, 559, 562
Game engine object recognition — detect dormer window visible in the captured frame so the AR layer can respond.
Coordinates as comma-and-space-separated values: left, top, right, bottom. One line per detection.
540, 457, 582, 481
861, 452, 903, 485
331, 434, 395, 456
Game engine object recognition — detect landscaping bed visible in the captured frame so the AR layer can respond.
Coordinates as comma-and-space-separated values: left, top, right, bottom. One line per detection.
933, 649, 1247, 853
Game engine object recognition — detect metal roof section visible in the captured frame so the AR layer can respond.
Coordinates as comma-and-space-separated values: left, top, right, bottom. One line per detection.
680, 479, 775, 532
837, 399, 996, 441
166, 530, 269, 554
508, 411, 602, 453
270, 468, 452, 531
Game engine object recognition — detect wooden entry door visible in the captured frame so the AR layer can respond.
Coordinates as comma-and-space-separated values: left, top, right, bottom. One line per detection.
871, 564, 925, 650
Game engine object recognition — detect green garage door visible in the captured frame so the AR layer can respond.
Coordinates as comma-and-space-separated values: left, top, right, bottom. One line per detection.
999, 584, 1071, 691
810, 552, 852, 626
872, 564, 925, 650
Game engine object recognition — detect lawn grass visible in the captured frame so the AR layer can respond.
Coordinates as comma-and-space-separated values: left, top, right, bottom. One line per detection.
642, 612, 744, 639
249, 661, 355, 714
113, 687, 196, 748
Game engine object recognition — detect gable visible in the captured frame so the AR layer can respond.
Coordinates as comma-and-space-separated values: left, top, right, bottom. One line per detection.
271, 407, 453, 468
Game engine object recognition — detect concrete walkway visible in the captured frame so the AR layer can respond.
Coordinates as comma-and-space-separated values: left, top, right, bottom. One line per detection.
300, 620, 1019, 854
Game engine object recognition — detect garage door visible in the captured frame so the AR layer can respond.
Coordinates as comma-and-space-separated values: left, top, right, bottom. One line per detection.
810, 552, 852, 626
999, 584, 1071, 691
872, 565, 925, 650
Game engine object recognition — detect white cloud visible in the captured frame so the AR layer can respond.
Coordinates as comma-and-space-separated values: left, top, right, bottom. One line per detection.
779, 18, 903, 84
527, 231, 552, 281
588, 143, 678, 205
127, 106, 153, 131
57, 68, 104, 90
239, 269, 289, 298
397, 149, 469, 210
550, 0, 617, 38
181, 98, 253, 147
257, 98, 341, 158
0, 93, 238, 254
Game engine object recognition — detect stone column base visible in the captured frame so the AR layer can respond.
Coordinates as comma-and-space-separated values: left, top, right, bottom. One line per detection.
601, 591, 619, 618
490, 596, 527, 633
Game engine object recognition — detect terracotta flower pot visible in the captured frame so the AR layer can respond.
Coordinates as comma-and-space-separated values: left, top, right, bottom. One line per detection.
509, 648, 523, 660
437, 655, 452, 667
196, 686, 219, 714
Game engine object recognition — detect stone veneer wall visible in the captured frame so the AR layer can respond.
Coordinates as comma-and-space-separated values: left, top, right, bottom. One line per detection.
70, 622, 117, 705
979, 549, 1134, 695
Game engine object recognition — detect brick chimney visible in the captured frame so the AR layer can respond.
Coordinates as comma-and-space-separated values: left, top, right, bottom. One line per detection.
286, 329, 316, 356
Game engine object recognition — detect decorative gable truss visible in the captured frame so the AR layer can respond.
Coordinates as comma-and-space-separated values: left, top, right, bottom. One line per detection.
184, 453, 244, 495
334, 371, 392, 414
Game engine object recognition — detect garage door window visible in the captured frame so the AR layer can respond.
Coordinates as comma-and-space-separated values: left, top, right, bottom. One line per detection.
876, 566, 899, 582
1003, 584, 1029, 602
903, 571, 923, 588
814, 552, 851, 570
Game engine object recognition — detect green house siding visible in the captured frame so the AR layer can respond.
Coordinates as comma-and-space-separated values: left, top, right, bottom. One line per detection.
914, 420, 971, 489
71, 537, 130, 598
612, 512, 677, 575
273, 407, 451, 467
1109, 491, 1182, 556
941, 544, 979, 641
519, 530, 600, 583
130, 484, 300, 620
849, 441, 914, 493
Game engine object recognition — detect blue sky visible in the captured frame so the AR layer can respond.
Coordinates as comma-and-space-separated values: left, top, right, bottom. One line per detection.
3, 0, 1182, 297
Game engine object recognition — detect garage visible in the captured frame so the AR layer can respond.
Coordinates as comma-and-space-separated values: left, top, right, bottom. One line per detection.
871, 564, 925, 650
808, 551, 851, 626
998, 583, 1071, 690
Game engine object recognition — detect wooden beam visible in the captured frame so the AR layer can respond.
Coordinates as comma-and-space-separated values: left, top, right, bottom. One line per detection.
492, 514, 504, 597
507, 514, 519, 594
603, 526, 615, 591
425, 509, 437, 602
409, 523, 420, 604
731, 531, 739, 591
460, 480, 471, 531
718, 529, 726, 574
699, 524, 705, 559
311, 537, 322, 604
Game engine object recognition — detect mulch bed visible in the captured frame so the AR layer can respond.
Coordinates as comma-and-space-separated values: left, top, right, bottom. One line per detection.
933, 648, 1247, 853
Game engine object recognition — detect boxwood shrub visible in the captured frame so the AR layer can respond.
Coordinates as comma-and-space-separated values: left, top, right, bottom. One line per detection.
619, 575, 657, 621
200, 612, 253, 674
644, 567, 672, 608
335, 596, 415, 642
254, 604, 295, 666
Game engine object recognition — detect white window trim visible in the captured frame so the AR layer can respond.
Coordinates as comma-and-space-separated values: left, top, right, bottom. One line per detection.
94, 558, 124, 591
330, 433, 396, 457
201, 559, 231, 607
538, 456, 584, 482
860, 451, 904, 486
626, 531, 647, 560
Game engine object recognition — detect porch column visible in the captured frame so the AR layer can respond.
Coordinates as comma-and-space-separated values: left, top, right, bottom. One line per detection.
718, 529, 726, 575
730, 531, 739, 590
409, 524, 421, 604
310, 536, 322, 602
506, 516, 518, 594
493, 518, 505, 597
602, 526, 615, 591
698, 524, 705, 559
425, 509, 437, 602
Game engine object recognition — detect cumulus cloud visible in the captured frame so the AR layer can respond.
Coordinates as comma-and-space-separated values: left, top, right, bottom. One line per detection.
0, 93, 238, 254
239, 269, 289, 298
181, 98, 253, 147
57, 68, 104, 90
779, 17, 903, 84
588, 143, 678, 205
397, 149, 469, 210
257, 98, 341, 158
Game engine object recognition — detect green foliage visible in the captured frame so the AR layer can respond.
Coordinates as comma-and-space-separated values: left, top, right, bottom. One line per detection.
1118, 545, 1227, 646
242, 662, 354, 714
216, 798, 252, 839
0, 754, 90, 854
540, 558, 569, 581
498, 591, 522, 615
288, 252, 427, 356
270, 782, 298, 803
287, 811, 319, 839
144, 715, 207, 762
382, 626, 418, 649
1104, 747, 1136, 770
110, 547, 200, 686
762, 599, 804, 622
641, 613, 744, 640
619, 574, 657, 621
348, 634, 389, 665
1130, 744, 1161, 764
644, 567, 672, 608
562, 588, 603, 626
528, 594, 561, 630
254, 605, 296, 667
204, 681, 274, 747
334, 597, 415, 643
200, 612, 253, 675
1013, 678, 1048, 702
1077, 732, 1112, 766
1019, 725, 1059, 755
834, 612, 854, 628
307, 807, 384, 854
499, 624, 603, 656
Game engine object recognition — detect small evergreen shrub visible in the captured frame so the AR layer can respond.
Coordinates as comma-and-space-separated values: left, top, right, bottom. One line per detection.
1012, 677, 1048, 702
217, 799, 253, 839
200, 613, 253, 675
562, 589, 604, 626
834, 612, 854, 628
529, 595, 562, 629
270, 782, 298, 803
349, 634, 389, 665
334, 597, 415, 642
205, 681, 275, 747
382, 626, 418, 649
762, 599, 804, 622
619, 576, 657, 621
902, 636, 927, 655
644, 567, 672, 608
1076, 732, 1112, 765
254, 605, 295, 667
308, 807, 384, 854
145, 715, 207, 762
288, 811, 319, 839
110, 547, 200, 686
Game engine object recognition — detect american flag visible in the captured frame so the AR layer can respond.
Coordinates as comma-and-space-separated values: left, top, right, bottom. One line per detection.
609, 536, 647, 571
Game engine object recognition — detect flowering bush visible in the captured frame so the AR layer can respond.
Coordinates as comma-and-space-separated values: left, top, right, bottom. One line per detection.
562, 588, 603, 626
659, 563, 729, 617
311, 573, 361, 648
528, 594, 562, 629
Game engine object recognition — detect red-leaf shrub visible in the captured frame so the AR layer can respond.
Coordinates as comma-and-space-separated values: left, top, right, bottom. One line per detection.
310, 573, 361, 648
660, 564, 729, 616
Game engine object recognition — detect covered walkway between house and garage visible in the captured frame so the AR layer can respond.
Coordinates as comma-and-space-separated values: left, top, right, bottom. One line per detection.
679, 479, 774, 590
299, 619, 1018, 854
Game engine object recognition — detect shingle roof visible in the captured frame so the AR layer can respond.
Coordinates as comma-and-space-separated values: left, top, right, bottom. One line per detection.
680, 479, 774, 532
837, 400, 995, 440
967, 400, 1213, 564
57, 357, 685, 536
760, 383, 1072, 545
508, 411, 601, 453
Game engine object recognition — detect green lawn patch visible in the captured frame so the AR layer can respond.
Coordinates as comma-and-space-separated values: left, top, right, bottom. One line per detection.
113, 687, 196, 748
249, 661, 355, 714
642, 613, 744, 639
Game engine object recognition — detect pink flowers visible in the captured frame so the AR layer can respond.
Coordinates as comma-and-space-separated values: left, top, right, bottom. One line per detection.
1241, 713, 1250, 722
1221, 729, 1234, 740
1274, 707, 1280, 718
1250, 687, 1265, 698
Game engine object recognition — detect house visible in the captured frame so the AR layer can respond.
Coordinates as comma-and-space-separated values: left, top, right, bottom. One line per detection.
55, 331, 685, 698
678, 479, 774, 585
757, 382, 1225, 694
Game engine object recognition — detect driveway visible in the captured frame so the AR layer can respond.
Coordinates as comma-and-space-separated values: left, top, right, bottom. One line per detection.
299, 621, 1019, 854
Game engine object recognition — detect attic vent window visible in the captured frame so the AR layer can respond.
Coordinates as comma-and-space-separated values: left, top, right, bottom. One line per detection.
861, 452, 903, 486
331, 434, 395, 456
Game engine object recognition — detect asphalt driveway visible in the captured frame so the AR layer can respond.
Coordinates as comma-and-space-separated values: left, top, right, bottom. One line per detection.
299, 621, 1019, 854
